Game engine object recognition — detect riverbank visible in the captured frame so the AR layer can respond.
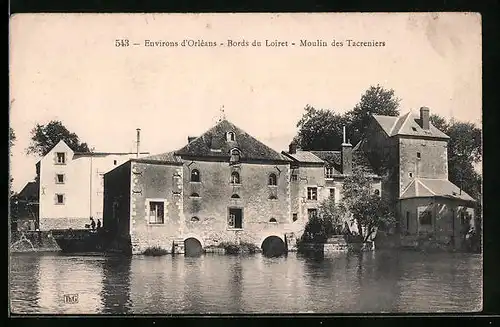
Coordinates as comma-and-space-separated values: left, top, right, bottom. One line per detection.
10, 231, 61, 253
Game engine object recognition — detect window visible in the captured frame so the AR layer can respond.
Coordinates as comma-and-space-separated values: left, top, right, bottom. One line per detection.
231, 194, 240, 199
292, 213, 298, 222
308, 209, 318, 219
191, 216, 200, 222
291, 174, 298, 181
230, 149, 241, 163
227, 132, 235, 141
191, 169, 201, 182
148, 201, 165, 224
411, 127, 417, 131
231, 171, 240, 184
269, 218, 277, 223
329, 188, 336, 202
374, 189, 380, 196
56, 174, 65, 184
325, 167, 334, 179
268, 173, 277, 186
56, 152, 66, 164
419, 209, 432, 226
417, 152, 421, 159
113, 160, 117, 165
409, 172, 413, 178
406, 212, 410, 232
228, 208, 243, 229
56, 194, 65, 205
190, 193, 200, 198
307, 187, 318, 201
268, 195, 278, 200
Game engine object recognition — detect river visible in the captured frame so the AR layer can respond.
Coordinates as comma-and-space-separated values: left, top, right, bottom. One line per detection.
9, 250, 482, 314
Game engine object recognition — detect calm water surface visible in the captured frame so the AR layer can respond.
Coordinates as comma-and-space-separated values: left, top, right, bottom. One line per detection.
9, 250, 482, 314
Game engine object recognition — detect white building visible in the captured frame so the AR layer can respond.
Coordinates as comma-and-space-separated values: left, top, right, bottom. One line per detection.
37, 140, 149, 231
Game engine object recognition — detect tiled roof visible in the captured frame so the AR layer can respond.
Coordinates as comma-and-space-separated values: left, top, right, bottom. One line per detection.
74, 152, 150, 157
17, 181, 39, 200
310, 149, 378, 176
284, 151, 324, 164
175, 119, 291, 162
400, 178, 475, 202
135, 151, 182, 164
372, 111, 449, 139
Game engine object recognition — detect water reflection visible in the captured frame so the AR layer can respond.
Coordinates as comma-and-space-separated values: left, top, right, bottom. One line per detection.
10, 251, 482, 314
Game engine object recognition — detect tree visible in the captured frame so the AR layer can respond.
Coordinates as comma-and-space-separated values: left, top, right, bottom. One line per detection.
296, 105, 348, 150
26, 120, 91, 157
300, 196, 344, 243
345, 85, 401, 146
341, 167, 396, 242
9, 128, 16, 197
295, 85, 400, 150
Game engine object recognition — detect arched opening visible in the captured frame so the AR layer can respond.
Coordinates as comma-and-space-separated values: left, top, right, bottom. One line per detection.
190, 192, 200, 198
374, 189, 380, 196
231, 171, 240, 184
269, 218, 277, 223
184, 237, 203, 257
191, 169, 200, 182
231, 194, 240, 199
191, 216, 200, 222
227, 132, 235, 142
268, 173, 277, 186
230, 149, 241, 164
261, 236, 286, 257
268, 195, 277, 200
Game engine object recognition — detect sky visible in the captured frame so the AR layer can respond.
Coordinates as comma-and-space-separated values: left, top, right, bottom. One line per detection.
9, 13, 482, 192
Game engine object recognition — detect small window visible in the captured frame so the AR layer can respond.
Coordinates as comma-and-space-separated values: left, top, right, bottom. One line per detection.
409, 172, 413, 178
228, 208, 243, 229
268, 173, 277, 186
374, 189, 380, 196
419, 210, 432, 226
231, 194, 240, 199
411, 127, 417, 131
325, 167, 334, 179
269, 195, 278, 200
307, 187, 318, 201
149, 201, 165, 224
269, 218, 277, 223
329, 188, 336, 202
56, 174, 65, 184
231, 171, 240, 184
227, 132, 236, 141
292, 213, 298, 222
113, 160, 117, 165
56, 152, 66, 164
191, 216, 200, 222
230, 149, 241, 163
190, 193, 200, 198
417, 152, 421, 159
191, 169, 201, 182
56, 194, 65, 204
406, 211, 410, 232
291, 174, 298, 181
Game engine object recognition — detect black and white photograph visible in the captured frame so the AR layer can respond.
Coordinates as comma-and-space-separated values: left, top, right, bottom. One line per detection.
9, 12, 482, 314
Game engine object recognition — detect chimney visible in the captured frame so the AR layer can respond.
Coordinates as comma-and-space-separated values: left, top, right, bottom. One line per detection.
341, 126, 352, 175
136, 128, 141, 158
188, 136, 197, 144
289, 141, 297, 154
420, 107, 430, 130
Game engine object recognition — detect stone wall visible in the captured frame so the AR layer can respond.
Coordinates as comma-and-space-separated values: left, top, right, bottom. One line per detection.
10, 231, 60, 252
39, 217, 90, 231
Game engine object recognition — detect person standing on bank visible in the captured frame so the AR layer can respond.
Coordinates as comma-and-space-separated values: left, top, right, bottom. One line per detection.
90, 217, 96, 230
96, 219, 101, 230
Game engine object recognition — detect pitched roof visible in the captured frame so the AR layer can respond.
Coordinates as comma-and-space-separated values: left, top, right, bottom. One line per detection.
400, 178, 475, 202
175, 119, 290, 162
372, 111, 449, 139
135, 151, 182, 164
283, 151, 324, 164
17, 181, 39, 200
310, 149, 378, 176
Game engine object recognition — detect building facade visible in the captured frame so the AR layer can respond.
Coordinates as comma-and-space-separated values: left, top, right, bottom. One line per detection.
363, 107, 476, 249
37, 139, 149, 231
103, 119, 381, 255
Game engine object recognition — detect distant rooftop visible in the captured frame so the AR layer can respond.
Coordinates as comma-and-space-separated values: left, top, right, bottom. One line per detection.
372, 111, 449, 139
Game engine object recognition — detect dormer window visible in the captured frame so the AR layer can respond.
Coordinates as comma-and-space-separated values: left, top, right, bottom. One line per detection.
226, 132, 235, 142
231, 171, 240, 184
325, 167, 334, 179
268, 173, 277, 186
191, 169, 201, 182
230, 148, 241, 163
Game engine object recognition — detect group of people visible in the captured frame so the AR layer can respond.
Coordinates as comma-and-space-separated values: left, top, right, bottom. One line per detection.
87, 217, 101, 231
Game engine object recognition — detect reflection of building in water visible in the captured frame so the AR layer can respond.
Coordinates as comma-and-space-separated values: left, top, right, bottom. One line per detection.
100, 257, 132, 314
37, 256, 103, 314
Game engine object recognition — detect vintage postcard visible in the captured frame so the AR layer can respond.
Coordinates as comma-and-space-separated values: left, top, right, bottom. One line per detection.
9, 12, 482, 315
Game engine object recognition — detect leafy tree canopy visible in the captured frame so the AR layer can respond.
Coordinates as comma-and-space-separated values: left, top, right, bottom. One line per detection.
26, 120, 91, 157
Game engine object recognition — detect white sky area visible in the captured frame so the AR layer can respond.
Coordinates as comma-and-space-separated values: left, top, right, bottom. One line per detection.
9, 13, 482, 192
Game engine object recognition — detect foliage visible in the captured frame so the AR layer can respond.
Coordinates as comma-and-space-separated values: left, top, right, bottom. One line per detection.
296, 85, 400, 150
341, 167, 396, 242
429, 115, 482, 201
9, 127, 16, 149
9, 127, 16, 197
217, 241, 259, 254
143, 246, 169, 256
26, 120, 91, 157
300, 196, 344, 243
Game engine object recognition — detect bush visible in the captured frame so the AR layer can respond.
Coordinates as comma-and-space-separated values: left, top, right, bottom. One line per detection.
143, 246, 168, 256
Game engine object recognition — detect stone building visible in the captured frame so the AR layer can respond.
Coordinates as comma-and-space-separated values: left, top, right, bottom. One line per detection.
36, 139, 149, 231
103, 119, 381, 255
363, 107, 476, 250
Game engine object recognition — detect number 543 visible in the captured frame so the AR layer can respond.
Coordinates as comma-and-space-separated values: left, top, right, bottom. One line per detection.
115, 39, 129, 47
